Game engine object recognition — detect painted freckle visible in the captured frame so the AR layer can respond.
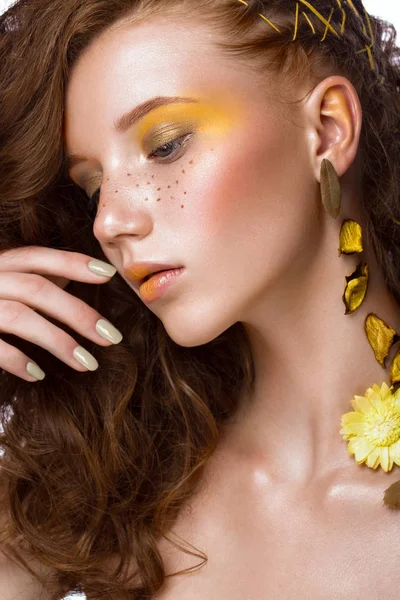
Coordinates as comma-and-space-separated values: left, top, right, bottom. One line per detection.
184, 191, 187, 195
189, 160, 193, 164
151, 175, 155, 178
157, 187, 161, 191
145, 197, 149, 201
157, 198, 161, 202
136, 184, 139, 187
182, 170, 185, 174
176, 180, 179, 184
127, 173, 131, 176
181, 205, 184, 208
167, 185, 171, 188
147, 182, 150, 185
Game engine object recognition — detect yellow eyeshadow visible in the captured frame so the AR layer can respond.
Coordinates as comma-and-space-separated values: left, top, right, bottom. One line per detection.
136, 99, 242, 146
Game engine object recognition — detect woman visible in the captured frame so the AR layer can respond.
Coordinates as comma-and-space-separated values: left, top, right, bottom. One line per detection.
0, 0, 399, 598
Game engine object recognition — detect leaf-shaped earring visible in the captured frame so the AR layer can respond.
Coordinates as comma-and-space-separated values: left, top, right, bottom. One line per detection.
320, 158, 342, 219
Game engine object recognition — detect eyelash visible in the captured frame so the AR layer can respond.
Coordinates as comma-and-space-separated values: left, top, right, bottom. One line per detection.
86, 132, 194, 217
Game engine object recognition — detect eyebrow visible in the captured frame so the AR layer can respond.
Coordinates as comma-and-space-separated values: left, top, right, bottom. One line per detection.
65, 95, 198, 171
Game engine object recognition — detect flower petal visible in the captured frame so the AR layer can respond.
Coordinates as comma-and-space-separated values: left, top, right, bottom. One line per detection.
366, 447, 381, 469
348, 437, 375, 463
341, 422, 365, 437
389, 440, 400, 465
380, 446, 392, 472
351, 395, 374, 415
368, 391, 386, 412
380, 382, 391, 400
365, 313, 396, 369
341, 411, 365, 424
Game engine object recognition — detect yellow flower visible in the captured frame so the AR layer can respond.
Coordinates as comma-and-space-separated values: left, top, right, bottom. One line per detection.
340, 382, 400, 472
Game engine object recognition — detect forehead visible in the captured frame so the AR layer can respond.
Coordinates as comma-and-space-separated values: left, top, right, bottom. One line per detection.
64, 17, 276, 152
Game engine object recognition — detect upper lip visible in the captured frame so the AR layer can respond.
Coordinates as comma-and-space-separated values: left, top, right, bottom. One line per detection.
124, 262, 183, 287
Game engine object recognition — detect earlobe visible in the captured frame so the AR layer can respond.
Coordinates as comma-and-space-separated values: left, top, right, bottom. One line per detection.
307, 75, 363, 181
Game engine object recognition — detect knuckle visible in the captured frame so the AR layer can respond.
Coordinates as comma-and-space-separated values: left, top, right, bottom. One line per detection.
0, 299, 27, 326
72, 299, 94, 325
23, 274, 48, 297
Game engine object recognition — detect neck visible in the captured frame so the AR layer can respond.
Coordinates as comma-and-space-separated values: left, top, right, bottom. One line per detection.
222, 210, 400, 482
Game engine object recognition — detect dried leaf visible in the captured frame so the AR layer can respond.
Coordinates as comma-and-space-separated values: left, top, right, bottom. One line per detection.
365, 313, 397, 368
342, 262, 369, 315
338, 219, 363, 256
320, 158, 341, 219
390, 347, 400, 386
383, 479, 400, 508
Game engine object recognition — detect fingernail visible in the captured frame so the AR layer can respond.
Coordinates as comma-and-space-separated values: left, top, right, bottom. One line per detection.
88, 259, 117, 277
26, 362, 46, 381
73, 346, 99, 371
95, 319, 123, 344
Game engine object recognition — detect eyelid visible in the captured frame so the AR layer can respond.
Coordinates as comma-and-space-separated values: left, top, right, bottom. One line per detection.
141, 122, 196, 155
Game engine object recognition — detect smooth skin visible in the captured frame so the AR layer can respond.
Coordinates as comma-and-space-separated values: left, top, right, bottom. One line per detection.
3, 12, 400, 600
64, 15, 400, 600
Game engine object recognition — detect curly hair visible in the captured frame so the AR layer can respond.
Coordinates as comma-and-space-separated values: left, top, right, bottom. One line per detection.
0, 0, 399, 598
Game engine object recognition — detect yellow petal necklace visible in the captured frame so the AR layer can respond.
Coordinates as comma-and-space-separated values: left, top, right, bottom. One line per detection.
320, 159, 400, 508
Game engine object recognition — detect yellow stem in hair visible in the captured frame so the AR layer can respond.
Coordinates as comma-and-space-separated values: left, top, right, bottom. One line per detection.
293, 3, 299, 41
258, 13, 282, 34
321, 7, 335, 41
364, 7, 375, 44
336, 0, 342, 8
298, 0, 339, 37
356, 43, 375, 70
303, 11, 315, 34
236, 0, 282, 34
340, 9, 347, 34
345, 0, 360, 18
366, 45, 375, 70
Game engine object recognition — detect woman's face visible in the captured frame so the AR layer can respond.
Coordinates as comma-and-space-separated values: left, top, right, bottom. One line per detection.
65, 17, 317, 347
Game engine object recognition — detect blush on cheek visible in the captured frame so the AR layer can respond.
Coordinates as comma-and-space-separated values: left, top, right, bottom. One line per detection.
201, 148, 255, 229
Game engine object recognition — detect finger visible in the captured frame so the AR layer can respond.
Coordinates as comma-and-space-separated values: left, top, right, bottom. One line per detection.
0, 273, 123, 347
0, 300, 100, 374
0, 246, 117, 283
0, 337, 46, 382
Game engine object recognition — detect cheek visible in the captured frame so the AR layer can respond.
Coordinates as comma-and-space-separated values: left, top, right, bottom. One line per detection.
198, 125, 288, 237
185, 119, 316, 290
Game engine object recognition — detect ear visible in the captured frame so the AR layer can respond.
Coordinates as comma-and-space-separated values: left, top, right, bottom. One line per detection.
303, 75, 363, 181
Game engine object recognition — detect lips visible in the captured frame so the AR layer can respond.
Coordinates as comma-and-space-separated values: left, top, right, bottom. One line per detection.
142, 269, 169, 283
124, 262, 183, 288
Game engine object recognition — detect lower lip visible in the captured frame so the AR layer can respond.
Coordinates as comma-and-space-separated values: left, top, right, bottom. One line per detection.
139, 268, 184, 303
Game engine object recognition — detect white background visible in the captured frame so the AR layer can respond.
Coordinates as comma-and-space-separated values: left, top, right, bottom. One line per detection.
0, 0, 398, 599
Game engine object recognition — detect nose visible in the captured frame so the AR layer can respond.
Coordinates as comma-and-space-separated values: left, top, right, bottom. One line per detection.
92, 181, 154, 246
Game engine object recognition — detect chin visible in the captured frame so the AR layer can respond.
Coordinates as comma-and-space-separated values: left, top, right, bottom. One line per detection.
161, 309, 236, 348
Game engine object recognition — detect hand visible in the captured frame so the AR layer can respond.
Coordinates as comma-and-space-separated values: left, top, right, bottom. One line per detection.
0, 246, 123, 381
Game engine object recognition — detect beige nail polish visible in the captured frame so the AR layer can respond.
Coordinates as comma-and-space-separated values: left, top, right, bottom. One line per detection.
88, 259, 117, 277
95, 319, 123, 344
73, 346, 99, 371
26, 362, 46, 381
